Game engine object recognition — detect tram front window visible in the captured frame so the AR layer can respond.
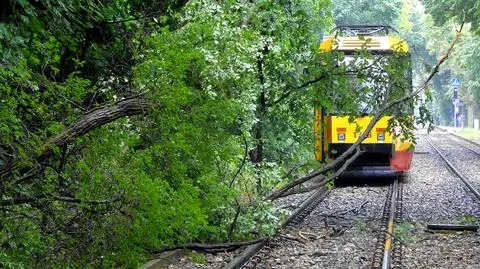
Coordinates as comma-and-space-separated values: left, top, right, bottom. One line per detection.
335, 54, 412, 115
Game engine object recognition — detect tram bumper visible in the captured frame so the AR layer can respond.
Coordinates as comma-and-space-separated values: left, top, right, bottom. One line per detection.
339, 166, 402, 178
329, 143, 403, 178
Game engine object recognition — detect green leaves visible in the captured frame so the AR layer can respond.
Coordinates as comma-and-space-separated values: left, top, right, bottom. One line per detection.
425, 0, 480, 31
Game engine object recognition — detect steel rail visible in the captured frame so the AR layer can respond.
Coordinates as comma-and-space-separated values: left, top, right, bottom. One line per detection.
433, 125, 480, 151
427, 223, 479, 231
391, 178, 403, 269
422, 133, 480, 200
446, 133, 480, 156
381, 178, 398, 269
223, 187, 330, 269
371, 177, 401, 269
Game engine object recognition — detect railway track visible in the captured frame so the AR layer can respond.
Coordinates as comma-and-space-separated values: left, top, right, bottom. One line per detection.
372, 177, 403, 269
224, 177, 404, 269
421, 132, 480, 201
225, 130, 480, 269
224, 187, 331, 269
435, 126, 480, 151
444, 132, 480, 157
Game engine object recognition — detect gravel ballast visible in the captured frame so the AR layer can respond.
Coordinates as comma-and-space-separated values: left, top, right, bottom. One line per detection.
256, 184, 389, 269
401, 130, 480, 269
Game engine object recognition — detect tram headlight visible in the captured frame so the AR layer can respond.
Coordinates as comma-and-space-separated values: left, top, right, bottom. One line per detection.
376, 128, 385, 142
337, 133, 346, 142
377, 132, 385, 142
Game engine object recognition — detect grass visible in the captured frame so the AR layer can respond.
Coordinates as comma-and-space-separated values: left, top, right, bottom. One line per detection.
455, 128, 480, 139
458, 214, 479, 224
355, 218, 367, 233
394, 221, 414, 243
439, 126, 480, 139
188, 251, 207, 265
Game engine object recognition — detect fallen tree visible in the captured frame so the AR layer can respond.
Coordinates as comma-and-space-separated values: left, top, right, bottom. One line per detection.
0, 95, 151, 181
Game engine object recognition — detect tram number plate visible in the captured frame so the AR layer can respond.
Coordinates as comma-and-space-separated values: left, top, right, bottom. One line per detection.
354, 132, 371, 138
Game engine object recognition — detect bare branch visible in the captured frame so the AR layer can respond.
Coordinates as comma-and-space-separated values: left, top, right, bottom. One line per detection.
229, 134, 248, 188
0, 192, 123, 207
150, 237, 267, 254
270, 147, 363, 199
53, 192, 123, 205
0, 97, 152, 181
228, 198, 242, 241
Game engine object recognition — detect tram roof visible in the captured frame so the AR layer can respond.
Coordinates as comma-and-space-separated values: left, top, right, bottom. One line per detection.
320, 25, 408, 53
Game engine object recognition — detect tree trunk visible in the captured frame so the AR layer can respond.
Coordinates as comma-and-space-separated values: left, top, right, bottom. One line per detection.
249, 57, 268, 194
249, 90, 266, 164
249, 57, 267, 164
0, 97, 151, 181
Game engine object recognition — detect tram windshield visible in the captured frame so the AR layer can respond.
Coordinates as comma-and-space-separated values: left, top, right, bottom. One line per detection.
337, 53, 412, 115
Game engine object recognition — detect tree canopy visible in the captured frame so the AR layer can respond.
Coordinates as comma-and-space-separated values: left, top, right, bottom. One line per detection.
332, 0, 402, 26
424, 0, 480, 31
423, 0, 480, 125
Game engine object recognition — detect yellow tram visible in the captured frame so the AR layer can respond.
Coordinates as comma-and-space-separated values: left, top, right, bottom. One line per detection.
314, 25, 414, 177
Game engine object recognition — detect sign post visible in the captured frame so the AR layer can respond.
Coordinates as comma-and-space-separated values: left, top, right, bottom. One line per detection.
452, 78, 460, 132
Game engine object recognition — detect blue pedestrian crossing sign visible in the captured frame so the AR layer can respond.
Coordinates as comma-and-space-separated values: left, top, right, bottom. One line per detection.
452, 78, 461, 87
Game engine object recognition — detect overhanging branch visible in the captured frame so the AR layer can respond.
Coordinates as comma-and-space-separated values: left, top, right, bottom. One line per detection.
0, 97, 152, 181
150, 237, 267, 254
0, 192, 123, 207
271, 147, 363, 199
267, 54, 388, 107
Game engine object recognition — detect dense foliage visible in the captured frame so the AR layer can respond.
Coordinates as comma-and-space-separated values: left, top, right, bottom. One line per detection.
0, 0, 334, 267
0, 0, 192, 267
332, 0, 402, 26
424, 0, 480, 31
